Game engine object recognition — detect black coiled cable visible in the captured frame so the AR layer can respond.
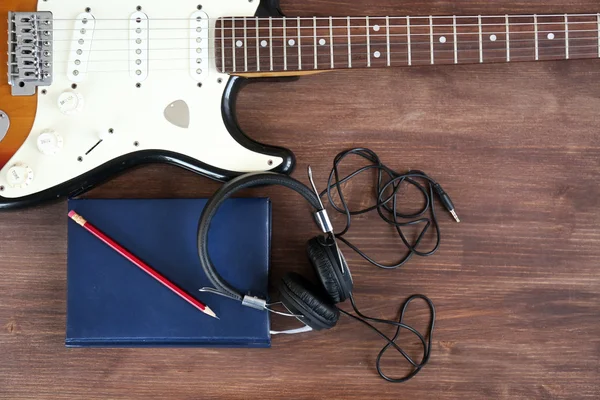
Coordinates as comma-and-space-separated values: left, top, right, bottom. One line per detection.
319, 148, 457, 382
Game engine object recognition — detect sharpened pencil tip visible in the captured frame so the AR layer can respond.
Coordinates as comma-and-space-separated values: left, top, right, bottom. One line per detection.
204, 306, 219, 319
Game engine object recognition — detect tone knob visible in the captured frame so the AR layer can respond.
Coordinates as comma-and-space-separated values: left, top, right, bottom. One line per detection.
57, 91, 84, 115
5, 163, 34, 188
37, 129, 63, 155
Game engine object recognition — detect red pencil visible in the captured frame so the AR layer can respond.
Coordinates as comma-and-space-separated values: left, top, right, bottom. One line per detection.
68, 210, 218, 319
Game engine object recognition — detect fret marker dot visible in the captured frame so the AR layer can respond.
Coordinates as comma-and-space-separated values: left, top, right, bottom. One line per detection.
548, 33, 555, 40
490, 34, 497, 42
236, 40, 243, 47
288, 39, 295, 46
439, 36, 447, 43
373, 25, 380, 32
319, 38, 326, 46
261, 40, 267, 47
373, 51, 381, 58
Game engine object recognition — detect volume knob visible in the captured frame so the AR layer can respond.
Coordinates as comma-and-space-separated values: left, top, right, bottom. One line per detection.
37, 129, 63, 155
57, 91, 84, 115
5, 163, 34, 188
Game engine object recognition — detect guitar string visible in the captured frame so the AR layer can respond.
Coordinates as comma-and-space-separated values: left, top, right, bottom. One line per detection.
11, 44, 600, 70
37, 20, 600, 32
10, 36, 600, 64
28, 28, 600, 42
21, 50, 600, 74
13, 37, 599, 58
10, 21, 600, 71
10, 40, 599, 72
28, 13, 600, 22
9, 29, 600, 55
15, 17, 600, 30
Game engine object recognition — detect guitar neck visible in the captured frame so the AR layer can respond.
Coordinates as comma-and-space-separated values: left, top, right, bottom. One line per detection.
216, 13, 600, 73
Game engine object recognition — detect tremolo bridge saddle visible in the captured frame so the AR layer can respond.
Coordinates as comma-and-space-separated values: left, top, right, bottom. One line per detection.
8, 11, 53, 96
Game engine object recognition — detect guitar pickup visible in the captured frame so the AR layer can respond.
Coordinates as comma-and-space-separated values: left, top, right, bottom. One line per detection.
190, 10, 209, 82
7, 11, 54, 96
67, 12, 96, 83
130, 11, 149, 82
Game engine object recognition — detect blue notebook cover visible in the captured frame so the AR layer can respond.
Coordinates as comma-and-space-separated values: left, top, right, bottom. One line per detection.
66, 198, 271, 347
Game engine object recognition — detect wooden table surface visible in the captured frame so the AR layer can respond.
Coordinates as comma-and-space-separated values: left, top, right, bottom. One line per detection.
2, 1, 600, 399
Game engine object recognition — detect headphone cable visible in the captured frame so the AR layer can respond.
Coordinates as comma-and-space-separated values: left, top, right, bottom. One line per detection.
319, 148, 450, 382
338, 294, 435, 382
321, 147, 459, 268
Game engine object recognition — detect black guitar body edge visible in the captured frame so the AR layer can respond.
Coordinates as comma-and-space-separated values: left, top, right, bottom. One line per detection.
0, 0, 295, 210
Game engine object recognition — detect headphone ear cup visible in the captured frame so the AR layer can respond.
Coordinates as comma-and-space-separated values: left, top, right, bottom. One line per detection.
307, 236, 353, 303
278, 273, 339, 331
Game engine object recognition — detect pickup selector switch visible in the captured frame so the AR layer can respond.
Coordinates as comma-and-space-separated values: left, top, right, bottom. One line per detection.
6, 163, 34, 188
58, 91, 84, 115
37, 129, 63, 155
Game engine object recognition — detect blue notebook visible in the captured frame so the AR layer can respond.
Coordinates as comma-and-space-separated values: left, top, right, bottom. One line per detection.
66, 198, 271, 347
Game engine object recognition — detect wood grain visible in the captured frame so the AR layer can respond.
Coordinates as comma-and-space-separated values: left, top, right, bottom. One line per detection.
1, 1, 600, 399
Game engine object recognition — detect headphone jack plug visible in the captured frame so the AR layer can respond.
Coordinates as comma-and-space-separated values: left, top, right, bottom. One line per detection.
433, 183, 460, 223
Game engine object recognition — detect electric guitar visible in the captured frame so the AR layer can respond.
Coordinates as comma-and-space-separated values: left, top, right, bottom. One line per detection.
0, 0, 598, 209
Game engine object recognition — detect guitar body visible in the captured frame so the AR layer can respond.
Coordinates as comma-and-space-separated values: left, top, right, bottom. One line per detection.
0, 0, 293, 209
2, 1, 597, 210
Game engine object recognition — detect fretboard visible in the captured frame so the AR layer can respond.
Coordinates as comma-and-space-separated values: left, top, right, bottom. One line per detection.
215, 13, 600, 73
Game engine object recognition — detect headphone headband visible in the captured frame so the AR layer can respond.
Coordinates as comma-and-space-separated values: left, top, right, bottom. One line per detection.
197, 172, 323, 303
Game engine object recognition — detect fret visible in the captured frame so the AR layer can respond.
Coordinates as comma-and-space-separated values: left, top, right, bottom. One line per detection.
283, 18, 287, 71
598, 13, 600, 58
329, 16, 334, 69
505, 16, 535, 62
431, 17, 455, 65
223, 18, 236, 73
505, 15, 510, 62
565, 14, 569, 59
255, 17, 260, 71
429, 16, 434, 64
478, 15, 483, 63
367, 17, 389, 68
407, 16, 412, 66
563, 15, 600, 59
232, 17, 236, 72
534, 14, 539, 61
246, 18, 258, 72
455, 17, 481, 64
348, 17, 367, 69
268, 17, 273, 71
297, 16, 302, 70
385, 16, 391, 66
282, 18, 299, 71
453, 15, 458, 64
221, 19, 226, 72
347, 16, 352, 68
313, 17, 318, 69
258, 19, 272, 71
536, 16, 567, 61
408, 17, 434, 65
232, 19, 248, 74
406, 16, 412, 66
366, 16, 371, 67
243, 18, 248, 72
481, 17, 509, 64
272, 19, 287, 71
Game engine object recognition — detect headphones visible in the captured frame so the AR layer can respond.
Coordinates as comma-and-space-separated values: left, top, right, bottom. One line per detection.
197, 162, 437, 383
197, 171, 352, 332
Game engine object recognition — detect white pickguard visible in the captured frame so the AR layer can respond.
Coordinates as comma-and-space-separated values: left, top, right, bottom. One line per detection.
0, 0, 283, 199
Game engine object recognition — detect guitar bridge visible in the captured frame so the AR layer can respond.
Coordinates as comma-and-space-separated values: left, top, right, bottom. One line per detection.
7, 11, 54, 96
